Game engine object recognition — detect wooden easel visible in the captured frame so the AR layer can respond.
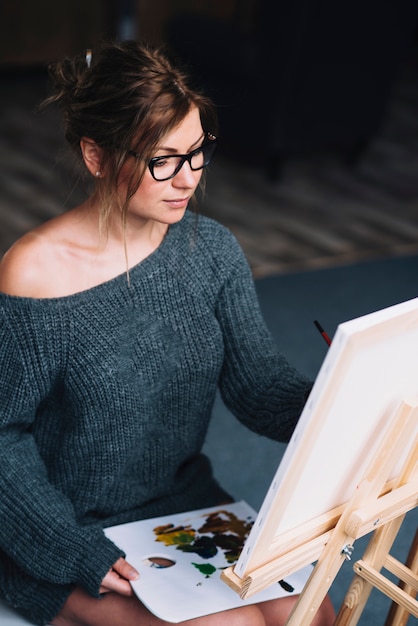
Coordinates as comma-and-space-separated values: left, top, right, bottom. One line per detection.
222, 397, 418, 626
334, 524, 418, 626
383, 527, 418, 626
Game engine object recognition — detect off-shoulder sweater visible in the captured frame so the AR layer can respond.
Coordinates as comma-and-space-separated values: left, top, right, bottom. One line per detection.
0, 212, 311, 624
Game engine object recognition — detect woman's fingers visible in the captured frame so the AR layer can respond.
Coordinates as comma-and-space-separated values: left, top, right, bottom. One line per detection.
100, 558, 139, 596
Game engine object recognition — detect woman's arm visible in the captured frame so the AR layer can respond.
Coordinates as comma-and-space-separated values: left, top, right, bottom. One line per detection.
215, 247, 311, 442
0, 312, 125, 597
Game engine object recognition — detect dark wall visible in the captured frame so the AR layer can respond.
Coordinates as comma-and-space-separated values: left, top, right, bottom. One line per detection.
0, 0, 116, 66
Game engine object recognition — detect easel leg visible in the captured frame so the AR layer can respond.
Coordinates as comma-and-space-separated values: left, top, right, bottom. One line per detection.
334, 515, 406, 626
285, 399, 418, 626
384, 528, 418, 626
284, 541, 348, 625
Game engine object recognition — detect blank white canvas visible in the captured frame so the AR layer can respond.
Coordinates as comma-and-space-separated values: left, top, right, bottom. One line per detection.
235, 297, 418, 577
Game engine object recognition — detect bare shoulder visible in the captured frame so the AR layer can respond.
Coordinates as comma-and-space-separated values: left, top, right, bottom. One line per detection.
0, 229, 57, 298
0, 204, 123, 298
0, 203, 102, 298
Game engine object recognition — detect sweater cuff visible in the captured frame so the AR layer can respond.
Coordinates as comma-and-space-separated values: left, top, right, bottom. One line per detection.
76, 533, 126, 597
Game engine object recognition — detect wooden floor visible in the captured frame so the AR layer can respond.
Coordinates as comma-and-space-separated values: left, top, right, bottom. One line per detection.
1, 49, 418, 278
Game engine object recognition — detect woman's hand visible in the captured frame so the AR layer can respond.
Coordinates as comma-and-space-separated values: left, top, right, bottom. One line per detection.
99, 557, 139, 596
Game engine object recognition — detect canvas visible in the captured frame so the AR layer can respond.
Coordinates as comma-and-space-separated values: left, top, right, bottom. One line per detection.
224, 297, 418, 597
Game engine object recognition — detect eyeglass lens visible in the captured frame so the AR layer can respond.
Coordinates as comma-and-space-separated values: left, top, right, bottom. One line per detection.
150, 141, 216, 181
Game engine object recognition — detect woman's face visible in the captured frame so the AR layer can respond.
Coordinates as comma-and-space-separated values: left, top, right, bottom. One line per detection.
121, 106, 205, 227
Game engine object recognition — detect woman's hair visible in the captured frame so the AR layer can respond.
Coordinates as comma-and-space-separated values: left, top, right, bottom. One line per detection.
43, 40, 217, 232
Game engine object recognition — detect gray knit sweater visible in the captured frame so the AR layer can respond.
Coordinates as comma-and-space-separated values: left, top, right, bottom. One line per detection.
0, 212, 311, 624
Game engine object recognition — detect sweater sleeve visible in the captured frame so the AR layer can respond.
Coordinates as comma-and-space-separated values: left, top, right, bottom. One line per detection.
0, 312, 125, 596
215, 244, 312, 443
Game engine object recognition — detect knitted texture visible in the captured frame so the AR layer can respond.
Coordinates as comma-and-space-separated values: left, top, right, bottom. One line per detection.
0, 212, 311, 624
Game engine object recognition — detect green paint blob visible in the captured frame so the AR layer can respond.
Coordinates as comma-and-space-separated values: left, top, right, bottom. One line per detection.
192, 562, 217, 577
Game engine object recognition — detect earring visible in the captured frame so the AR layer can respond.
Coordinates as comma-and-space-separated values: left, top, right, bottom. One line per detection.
95, 171, 101, 178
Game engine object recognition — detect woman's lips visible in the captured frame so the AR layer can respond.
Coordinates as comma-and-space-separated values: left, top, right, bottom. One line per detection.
165, 197, 189, 209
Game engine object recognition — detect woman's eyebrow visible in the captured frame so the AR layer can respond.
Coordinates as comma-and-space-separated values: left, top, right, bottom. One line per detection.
189, 133, 206, 149
157, 133, 205, 154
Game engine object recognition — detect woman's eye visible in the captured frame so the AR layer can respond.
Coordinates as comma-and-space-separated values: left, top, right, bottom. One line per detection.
154, 158, 169, 167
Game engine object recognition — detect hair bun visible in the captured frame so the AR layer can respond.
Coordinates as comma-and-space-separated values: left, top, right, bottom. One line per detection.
47, 52, 91, 107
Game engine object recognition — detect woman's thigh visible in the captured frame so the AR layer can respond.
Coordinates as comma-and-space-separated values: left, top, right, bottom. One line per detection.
51, 588, 335, 626
51, 588, 266, 626
258, 595, 336, 626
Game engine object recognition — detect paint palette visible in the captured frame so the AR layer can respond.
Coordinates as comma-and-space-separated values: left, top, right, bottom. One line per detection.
105, 501, 312, 622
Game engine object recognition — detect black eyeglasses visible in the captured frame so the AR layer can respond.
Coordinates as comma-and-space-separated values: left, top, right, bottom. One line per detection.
127, 134, 217, 181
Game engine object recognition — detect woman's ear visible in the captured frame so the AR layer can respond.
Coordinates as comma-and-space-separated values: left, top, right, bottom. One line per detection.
80, 138, 104, 178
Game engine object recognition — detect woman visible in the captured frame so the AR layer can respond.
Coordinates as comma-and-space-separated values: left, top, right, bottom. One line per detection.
0, 41, 335, 626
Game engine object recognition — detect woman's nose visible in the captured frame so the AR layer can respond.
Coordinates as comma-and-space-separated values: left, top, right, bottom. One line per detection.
172, 161, 201, 188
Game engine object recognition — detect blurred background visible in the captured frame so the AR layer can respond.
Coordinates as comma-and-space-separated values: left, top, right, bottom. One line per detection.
2, 0, 418, 276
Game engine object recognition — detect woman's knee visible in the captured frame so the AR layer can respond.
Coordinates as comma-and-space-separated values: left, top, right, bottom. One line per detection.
310, 595, 336, 626
214, 605, 265, 626
257, 594, 335, 626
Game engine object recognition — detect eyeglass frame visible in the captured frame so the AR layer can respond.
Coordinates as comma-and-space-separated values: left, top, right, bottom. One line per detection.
127, 133, 217, 182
